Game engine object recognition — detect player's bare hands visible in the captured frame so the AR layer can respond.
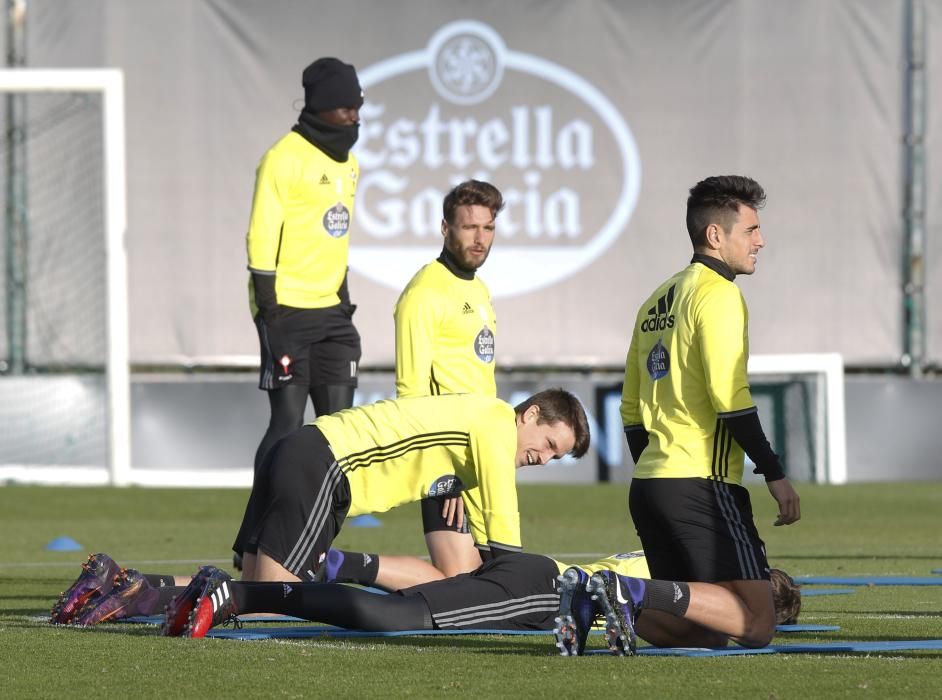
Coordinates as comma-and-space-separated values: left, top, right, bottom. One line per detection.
442, 495, 465, 530
767, 478, 800, 526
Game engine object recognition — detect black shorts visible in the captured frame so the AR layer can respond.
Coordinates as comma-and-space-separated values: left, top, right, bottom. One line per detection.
233, 425, 351, 580
256, 304, 361, 390
629, 477, 770, 583
421, 496, 471, 535
405, 553, 560, 631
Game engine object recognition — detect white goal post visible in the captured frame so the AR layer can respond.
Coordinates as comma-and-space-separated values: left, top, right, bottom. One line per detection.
0, 68, 130, 486
748, 352, 847, 484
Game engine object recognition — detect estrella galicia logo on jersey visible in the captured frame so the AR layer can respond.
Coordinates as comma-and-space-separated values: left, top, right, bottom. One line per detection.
641, 284, 675, 333
646, 339, 669, 380
613, 552, 645, 560
475, 326, 495, 363
428, 474, 464, 497
323, 203, 351, 238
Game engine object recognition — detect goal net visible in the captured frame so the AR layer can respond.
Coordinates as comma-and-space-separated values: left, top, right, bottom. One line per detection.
0, 69, 129, 485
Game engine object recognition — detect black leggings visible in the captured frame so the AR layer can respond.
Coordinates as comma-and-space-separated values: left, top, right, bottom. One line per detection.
235, 581, 433, 632
253, 383, 355, 473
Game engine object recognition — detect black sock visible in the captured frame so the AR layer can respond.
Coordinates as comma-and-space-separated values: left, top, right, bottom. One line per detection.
151, 585, 187, 614
331, 550, 380, 585
642, 579, 691, 617
232, 580, 294, 614
143, 573, 177, 588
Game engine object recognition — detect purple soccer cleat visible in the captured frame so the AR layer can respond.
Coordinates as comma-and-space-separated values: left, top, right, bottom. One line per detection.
73, 569, 159, 625
50, 553, 121, 625
587, 570, 644, 656
553, 566, 597, 656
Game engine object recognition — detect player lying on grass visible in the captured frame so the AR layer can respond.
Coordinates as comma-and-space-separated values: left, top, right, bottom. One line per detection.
49, 550, 801, 652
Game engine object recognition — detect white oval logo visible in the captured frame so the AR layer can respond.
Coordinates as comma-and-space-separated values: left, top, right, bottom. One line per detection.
352, 20, 642, 299
475, 325, 495, 363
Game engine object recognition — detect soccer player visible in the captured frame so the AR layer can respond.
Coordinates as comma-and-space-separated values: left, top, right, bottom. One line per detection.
605, 174, 801, 654
390, 179, 504, 586
167, 552, 651, 638
163, 556, 799, 642
50, 551, 800, 645
233, 389, 589, 583
246, 57, 364, 479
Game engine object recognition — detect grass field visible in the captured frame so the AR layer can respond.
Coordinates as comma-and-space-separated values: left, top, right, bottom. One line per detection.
2, 482, 941, 698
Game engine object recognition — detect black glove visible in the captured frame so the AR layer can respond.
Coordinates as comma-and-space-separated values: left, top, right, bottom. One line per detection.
251, 271, 279, 323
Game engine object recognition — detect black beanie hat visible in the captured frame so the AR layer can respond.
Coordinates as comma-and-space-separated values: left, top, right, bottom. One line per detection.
302, 57, 363, 112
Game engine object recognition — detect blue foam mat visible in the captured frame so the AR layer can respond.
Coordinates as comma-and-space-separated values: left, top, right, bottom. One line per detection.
625, 639, 942, 657
796, 576, 942, 586
122, 612, 834, 636
201, 622, 834, 640
800, 589, 856, 597
776, 625, 840, 632
124, 614, 306, 625
207, 626, 552, 639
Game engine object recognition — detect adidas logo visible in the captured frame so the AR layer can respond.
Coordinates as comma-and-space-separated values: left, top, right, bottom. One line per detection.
282, 583, 293, 598
461, 302, 474, 314
641, 284, 676, 332
363, 553, 373, 566
672, 582, 684, 603
211, 581, 230, 612
319, 174, 330, 185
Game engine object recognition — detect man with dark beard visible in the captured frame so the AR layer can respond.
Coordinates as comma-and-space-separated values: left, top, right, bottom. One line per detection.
316, 181, 506, 591
238, 58, 364, 569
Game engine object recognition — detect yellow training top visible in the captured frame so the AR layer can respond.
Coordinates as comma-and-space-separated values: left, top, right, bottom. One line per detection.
246, 131, 359, 312
313, 394, 522, 553
551, 551, 651, 578
394, 260, 497, 398
621, 261, 756, 483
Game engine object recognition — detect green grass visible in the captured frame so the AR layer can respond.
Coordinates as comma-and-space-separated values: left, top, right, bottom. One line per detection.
2, 482, 941, 698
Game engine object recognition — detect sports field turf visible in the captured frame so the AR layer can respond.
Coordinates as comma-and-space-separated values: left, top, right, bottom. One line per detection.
2, 482, 940, 698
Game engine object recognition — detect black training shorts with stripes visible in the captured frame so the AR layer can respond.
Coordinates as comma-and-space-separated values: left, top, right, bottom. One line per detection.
404, 552, 561, 631
255, 304, 361, 391
420, 496, 472, 535
234, 425, 351, 581
629, 477, 770, 583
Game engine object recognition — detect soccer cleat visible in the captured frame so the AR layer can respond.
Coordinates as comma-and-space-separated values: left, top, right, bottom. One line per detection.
183, 566, 239, 639
50, 553, 121, 625
588, 570, 642, 656
72, 569, 159, 626
160, 565, 216, 637
553, 566, 596, 656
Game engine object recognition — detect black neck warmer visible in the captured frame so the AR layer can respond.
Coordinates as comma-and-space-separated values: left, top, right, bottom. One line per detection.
292, 109, 359, 162
691, 252, 735, 281
437, 246, 475, 281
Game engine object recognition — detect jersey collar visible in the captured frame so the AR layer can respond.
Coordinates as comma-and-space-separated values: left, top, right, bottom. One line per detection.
691, 253, 735, 282
437, 247, 476, 281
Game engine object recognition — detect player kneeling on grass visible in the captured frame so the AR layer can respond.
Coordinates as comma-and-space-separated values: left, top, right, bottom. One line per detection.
232, 389, 589, 583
